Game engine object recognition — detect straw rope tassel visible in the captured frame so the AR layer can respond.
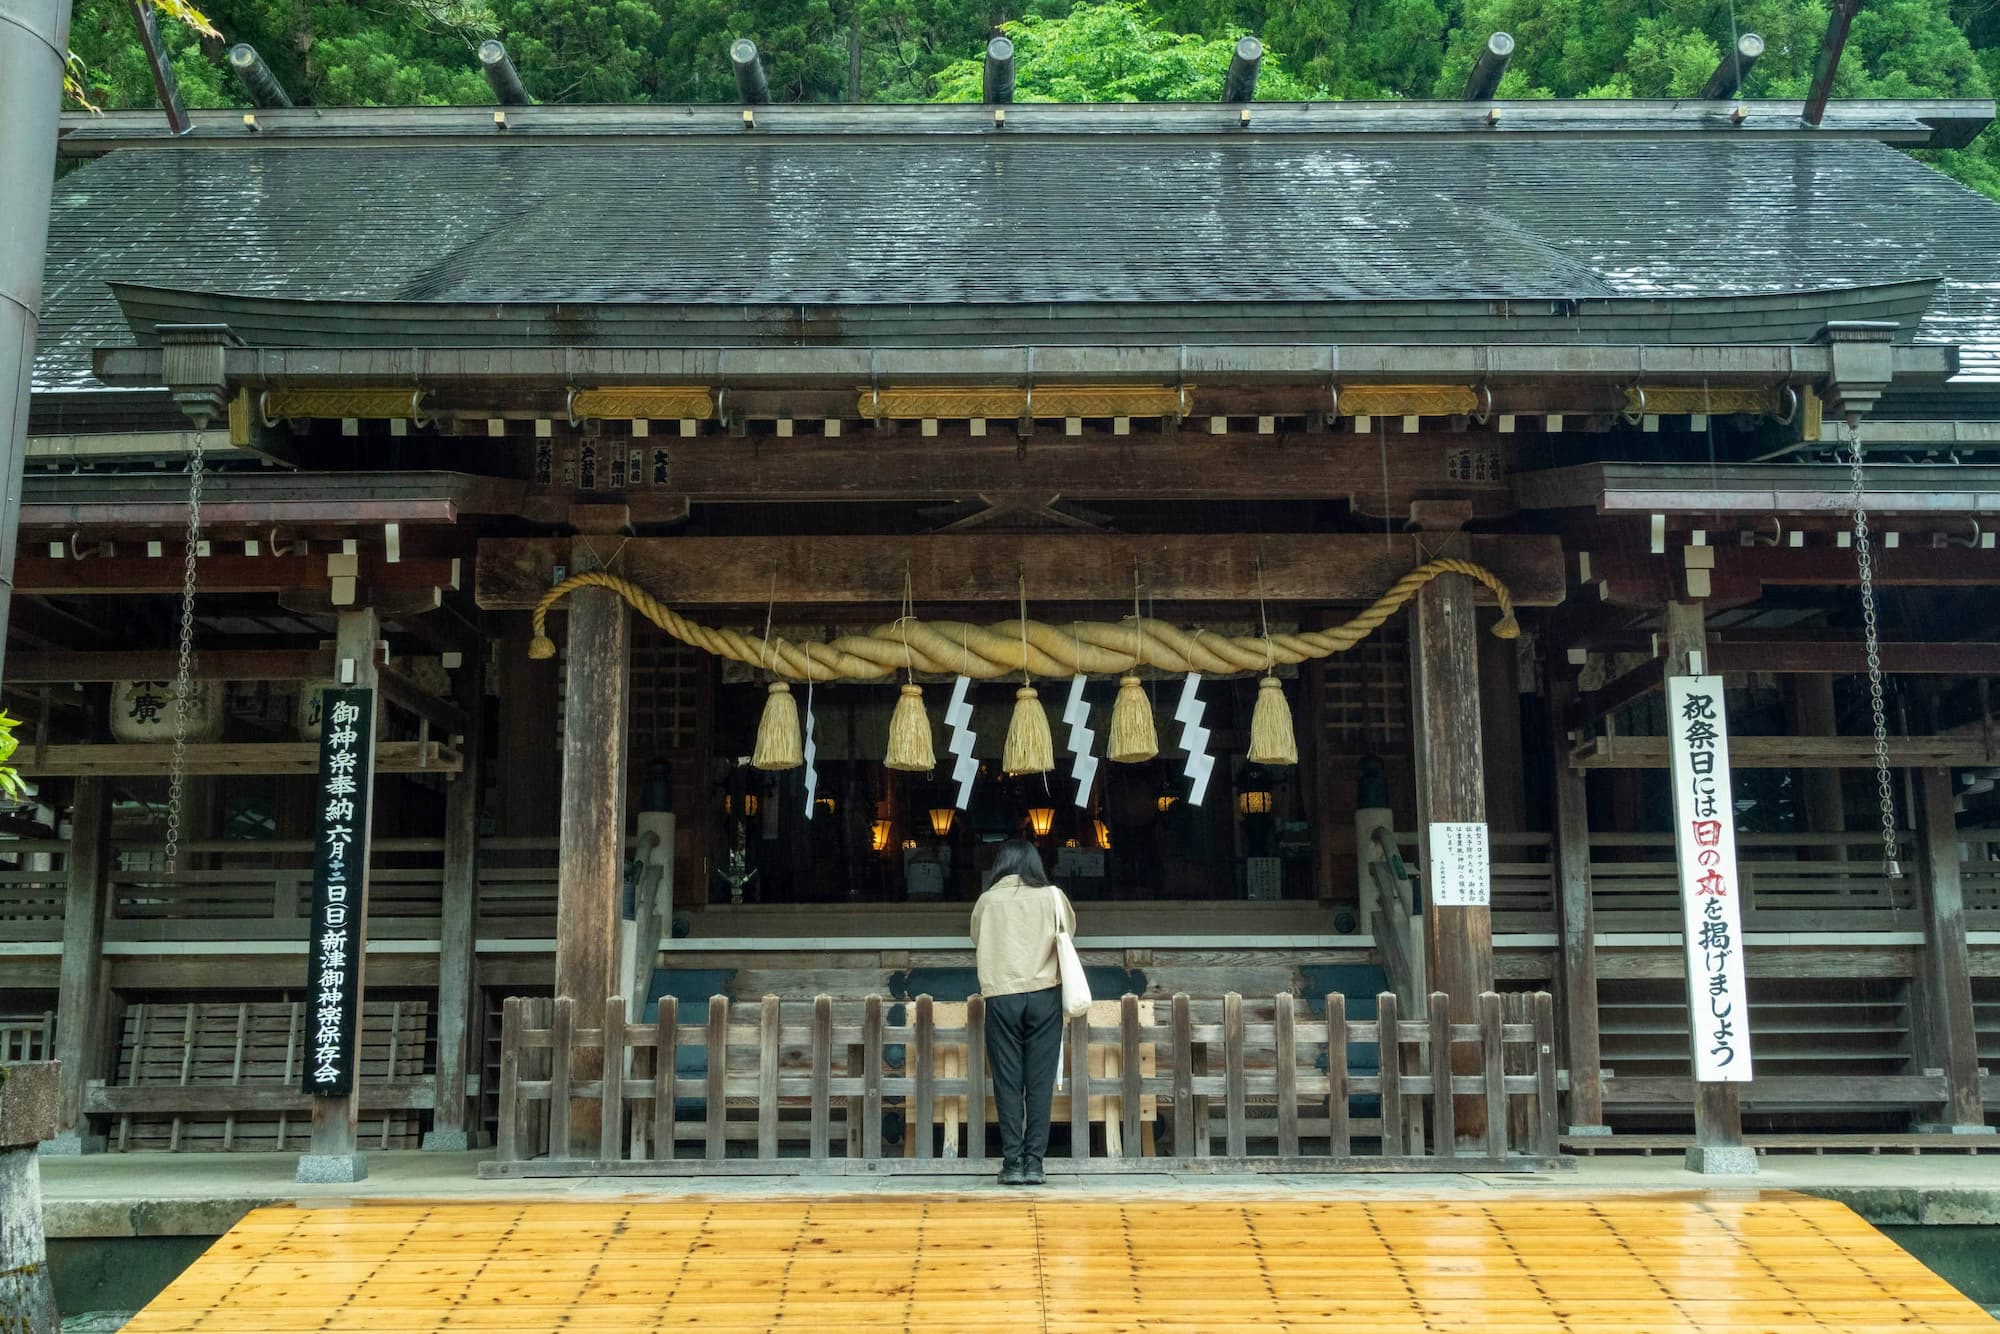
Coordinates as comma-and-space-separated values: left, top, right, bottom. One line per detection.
752, 681, 802, 771
1248, 677, 1298, 766
1002, 575, 1055, 775
525, 558, 1520, 679
1108, 568, 1158, 762
886, 683, 935, 772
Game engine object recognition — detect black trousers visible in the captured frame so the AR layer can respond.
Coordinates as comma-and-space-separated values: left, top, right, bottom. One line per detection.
984, 985, 1064, 1166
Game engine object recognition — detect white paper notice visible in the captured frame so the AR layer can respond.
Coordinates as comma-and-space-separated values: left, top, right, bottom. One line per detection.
1666, 674, 1754, 1083
1426, 821, 1490, 907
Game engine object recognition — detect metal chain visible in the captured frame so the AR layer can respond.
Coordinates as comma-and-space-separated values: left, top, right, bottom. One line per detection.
1845, 425, 1901, 878
163, 428, 205, 877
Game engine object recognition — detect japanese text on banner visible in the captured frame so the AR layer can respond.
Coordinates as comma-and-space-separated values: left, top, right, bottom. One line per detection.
1665, 675, 1753, 1083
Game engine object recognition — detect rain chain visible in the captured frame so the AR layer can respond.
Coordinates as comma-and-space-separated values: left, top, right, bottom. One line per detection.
1845, 423, 1901, 878
163, 427, 206, 877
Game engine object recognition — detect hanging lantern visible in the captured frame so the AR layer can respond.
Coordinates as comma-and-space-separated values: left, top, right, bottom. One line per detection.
1026, 806, 1056, 839
116, 680, 224, 744
928, 807, 956, 837
1237, 789, 1275, 816
870, 818, 893, 853
1093, 818, 1112, 850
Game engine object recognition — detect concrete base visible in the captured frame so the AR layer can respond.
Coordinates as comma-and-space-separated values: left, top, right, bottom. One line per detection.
421, 1129, 474, 1151
39, 1131, 106, 1157
1684, 1145, 1760, 1176
295, 1153, 368, 1184
1565, 1125, 1613, 1137
1911, 1123, 1998, 1136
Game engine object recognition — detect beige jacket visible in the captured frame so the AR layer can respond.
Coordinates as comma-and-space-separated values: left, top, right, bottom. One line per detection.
970, 875, 1077, 999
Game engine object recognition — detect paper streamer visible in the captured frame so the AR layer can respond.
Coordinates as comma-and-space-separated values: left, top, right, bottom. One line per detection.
1062, 674, 1098, 808
945, 675, 978, 810
802, 682, 820, 817
1175, 672, 1214, 806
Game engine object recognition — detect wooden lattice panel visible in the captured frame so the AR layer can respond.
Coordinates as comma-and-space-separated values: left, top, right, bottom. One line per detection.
1315, 621, 1409, 751
122, 1194, 1996, 1332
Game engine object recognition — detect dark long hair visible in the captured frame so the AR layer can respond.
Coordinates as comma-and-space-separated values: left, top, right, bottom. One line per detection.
983, 838, 1051, 890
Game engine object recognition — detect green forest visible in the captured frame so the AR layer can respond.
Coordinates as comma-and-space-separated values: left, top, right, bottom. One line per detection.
66, 0, 2000, 197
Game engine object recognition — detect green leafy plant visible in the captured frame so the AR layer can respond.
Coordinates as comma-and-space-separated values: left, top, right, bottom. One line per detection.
0, 711, 28, 805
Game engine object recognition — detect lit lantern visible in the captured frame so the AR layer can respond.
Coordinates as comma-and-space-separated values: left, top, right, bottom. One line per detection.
1237, 789, 1274, 816
1156, 794, 1178, 813
816, 794, 837, 816
870, 819, 892, 852
928, 807, 956, 837
1093, 819, 1112, 850
1027, 807, 1056, 838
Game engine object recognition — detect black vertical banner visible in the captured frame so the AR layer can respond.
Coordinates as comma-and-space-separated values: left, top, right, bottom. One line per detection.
302, 687, 374, 1096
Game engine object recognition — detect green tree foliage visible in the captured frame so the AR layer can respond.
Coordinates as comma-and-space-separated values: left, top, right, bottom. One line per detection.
60, 0, 2000, 201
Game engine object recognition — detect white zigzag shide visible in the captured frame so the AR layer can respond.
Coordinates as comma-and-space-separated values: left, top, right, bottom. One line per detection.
945, 675, 978, 810
1063, 674, 1098, 808
1175, 673, 1214, 806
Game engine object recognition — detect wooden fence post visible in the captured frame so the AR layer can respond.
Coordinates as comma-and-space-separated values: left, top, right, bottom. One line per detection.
1534, 991, 1561, 1157
1480, 991, 1506, 1159
808, 995, 831, 1163
548, 996, 573, 1161
1326, 994, 1349, 1158
704, 996, 728, 1164
495, 997, 522, 1163
862, 995, 883, 1160
1170, 993, 1194, 1159
1274, 993, 1298, 1159
1428, 991, 1455, 1159
1377, 992, 1402, 1156
965, 995, 987, 1165
912, 996, 934, 1161
600, 993, 626, 1163
1223, 993, 1247, 1158
1068, 1009, 1091, 1162
1119, 994, 1142, 1157
426, 641, 485, 1151
652, 995, 678, 1163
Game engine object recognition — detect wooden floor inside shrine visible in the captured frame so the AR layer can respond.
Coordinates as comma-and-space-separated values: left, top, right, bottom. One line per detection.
120, 1192, 1996, 1333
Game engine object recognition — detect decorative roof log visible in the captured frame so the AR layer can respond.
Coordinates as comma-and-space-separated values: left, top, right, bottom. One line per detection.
1804, 0, 1858, 126
732, 39, 770, 105
1222, 36, 1262, 104
1462, 32, 1514, 101
1700, 33, 1764, 100
983, 36, 1015, 105
127, 1, 192, 136
228, 44, 292, 109
478, 40, 530, 106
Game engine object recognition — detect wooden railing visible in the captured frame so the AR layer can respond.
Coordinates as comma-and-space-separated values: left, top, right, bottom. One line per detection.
0, 839, 67, 941
485, 990, 1565, 1176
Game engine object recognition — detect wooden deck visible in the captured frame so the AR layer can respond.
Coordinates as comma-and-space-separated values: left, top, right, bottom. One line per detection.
122, 1192, 1997, 1332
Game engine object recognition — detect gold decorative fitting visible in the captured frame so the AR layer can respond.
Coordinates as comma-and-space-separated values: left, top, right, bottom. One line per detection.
1620, 386, 1778, 417
262, 387, 423, 421
1336, 385, 1479, 418
858, 385, 1190, 421
227, 387, 254, 447
569, 386, 716, 422
1803, 387, 1823, 442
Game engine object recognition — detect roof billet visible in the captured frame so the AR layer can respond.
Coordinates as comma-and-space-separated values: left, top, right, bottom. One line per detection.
55, 96, 1997, 154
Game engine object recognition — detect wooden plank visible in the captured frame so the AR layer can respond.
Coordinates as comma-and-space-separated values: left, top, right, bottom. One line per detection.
476, 533, 1568, 610
1119, 994, 1142, 1158
6, 649, 332, 684
1534, 991, 1561, 1156
1711, 639, 2000, 676
1601, 1073, 1952, 1103
1326, 994, 1349, 1158
1170, 993, 1194, 1158
757, 995, 780, 1160
911, 996, 933, 1162
85, 1081, 437, 1114
1377, 992, 1402, 1157
223, 1002, 248, 1151
170, 1005, 197, 1152
276, 1003, 299, 1151
495, 997, 522, 1163
1273, 993, 1298, 1159
1549, 680, 1604, 1130
1411, 563, 1492, 1148
704, 996, 728, 1164
963, 995, 986, 1165
861, 995, 883, 1160
427, 639, 484, 1151
652, 996, 678, 1163
1481, 991, 1507, 1159
1916, 767, 1986, 1128
1222, 992, 1247, 1159
807, 995, 830, 1162
12, 740, 459, 777
1572, 734, 1999, 769
1428, 991, 1454, 1159
556, 583, 627, 1159
53, 777, 108, 1143
11, 553, 458, 597
547, 996, 573, 1159
1068, 1010, 1090, 1162
601, 994, 627, 1161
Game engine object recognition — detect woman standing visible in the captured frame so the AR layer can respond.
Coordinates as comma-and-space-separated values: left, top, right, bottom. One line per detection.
970, 839, 1076, 1186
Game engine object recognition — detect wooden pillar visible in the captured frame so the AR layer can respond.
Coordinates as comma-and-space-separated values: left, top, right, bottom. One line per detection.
425, 641, 486, 1150
1478, 617, 1527, 834
1791, 675, 1846, 847
1410, 571, 1492, 1145
46, 778, 111, 1154
1663, 600, 1749, 1170
1547, 682, 1606, 1135
1915, 767, 1989, 1131
497, 621, 559, 838
301, 607, 379, 1183
555, 584, 628, 1157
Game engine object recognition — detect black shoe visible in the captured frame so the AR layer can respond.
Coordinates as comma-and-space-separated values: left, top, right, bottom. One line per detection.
998, 1160, 1026, 1186
1021, 1159, 1045, 1185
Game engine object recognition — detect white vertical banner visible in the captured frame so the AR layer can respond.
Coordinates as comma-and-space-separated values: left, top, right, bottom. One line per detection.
1666, 675, 1754, 1083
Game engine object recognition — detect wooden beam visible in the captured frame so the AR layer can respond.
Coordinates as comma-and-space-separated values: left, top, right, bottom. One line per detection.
1410, 563, 1492, 1148
1590, 547, 2000, 607
50, 779, 112, 1152
1709, 640, 2000, 675
1571, 734, 1999, 770
1915, 767, 1987, 1130
425, 646, 485, 1150
6, 649, 332, 684
12, 554, 460, 597
1566, 658, 1665, 732
11, 740, 459, 777
1664, 601, 1745, 1165
476, 534, 1566, 610
1547, 682, 1605, 1133
555, 583, 627, 1157
378, 663, 471, 737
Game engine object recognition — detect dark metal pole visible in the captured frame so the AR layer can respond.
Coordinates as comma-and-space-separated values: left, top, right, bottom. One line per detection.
229, 42, 292, 108
0, 0, 73, 685
1462, 31, 1514, 100
982, 35, 1014, 105
1222, 34, 1261, 103
479, 39, 529, 106
128, 0, 191, 135
1700, 33, 1764, 100
731, 38, 770, 105
1803, 0, 1858, 126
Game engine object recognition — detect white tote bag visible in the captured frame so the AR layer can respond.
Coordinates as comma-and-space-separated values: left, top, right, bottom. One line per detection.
1052, 885, 1091, 1018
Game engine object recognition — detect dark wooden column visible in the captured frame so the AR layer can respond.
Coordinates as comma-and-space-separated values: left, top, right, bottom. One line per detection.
555, 583, 628, 1157
1478, 617, 1526, 834
1410, 569, 1492, 1145
47, 778, 111, 1153
1791, 675, 1846, 851
1546, 682, 1606, 1135
425, 642, 486, 1150
1663, 600, 1749, 1170
303, 607, 380, 1182
497, 622, 559, 838
1915, 766, 1988, 1131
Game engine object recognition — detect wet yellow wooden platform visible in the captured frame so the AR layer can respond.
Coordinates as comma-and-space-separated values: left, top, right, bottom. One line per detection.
122, 1192, 1997, 1333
